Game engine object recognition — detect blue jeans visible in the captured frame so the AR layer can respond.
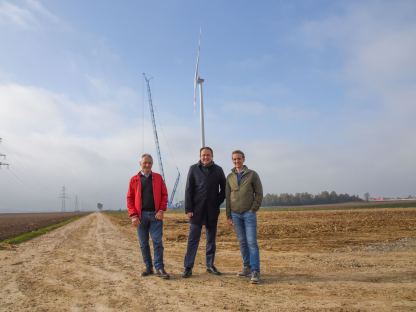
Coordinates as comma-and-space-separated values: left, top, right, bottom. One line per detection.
184, 223, 217, 269
137, 211, 164, 270
231, 211, 260, 272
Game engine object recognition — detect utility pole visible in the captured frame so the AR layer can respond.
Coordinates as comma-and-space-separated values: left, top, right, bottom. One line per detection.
59, 186, 69, 212
0, 138, 10, 169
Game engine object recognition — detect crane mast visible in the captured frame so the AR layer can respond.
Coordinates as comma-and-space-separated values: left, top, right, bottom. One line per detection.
143, 73, 180, 207
169, 169, 180, 207
143, 73, 165, 182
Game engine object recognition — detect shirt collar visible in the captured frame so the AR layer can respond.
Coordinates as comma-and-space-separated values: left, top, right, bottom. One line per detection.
140, 171, 152, 178
198, 160, 214, 168
232, 165, 248, 174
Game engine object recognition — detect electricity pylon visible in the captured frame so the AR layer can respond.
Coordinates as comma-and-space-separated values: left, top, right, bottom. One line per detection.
59, 186, 69, 212
0, 138, 10, 169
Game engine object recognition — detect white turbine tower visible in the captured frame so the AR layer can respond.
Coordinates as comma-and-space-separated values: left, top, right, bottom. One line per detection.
194, 29, 206, 148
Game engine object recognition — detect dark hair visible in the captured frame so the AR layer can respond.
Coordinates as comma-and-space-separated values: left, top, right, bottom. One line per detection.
200, 146, 213, 156
231, 150, 245, 159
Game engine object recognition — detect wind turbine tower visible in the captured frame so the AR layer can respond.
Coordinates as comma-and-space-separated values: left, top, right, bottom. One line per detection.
194, 29, 206, 148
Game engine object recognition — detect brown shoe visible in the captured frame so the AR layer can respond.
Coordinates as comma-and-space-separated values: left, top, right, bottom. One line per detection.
237, 266, 251, 277
156, 268, 170, 279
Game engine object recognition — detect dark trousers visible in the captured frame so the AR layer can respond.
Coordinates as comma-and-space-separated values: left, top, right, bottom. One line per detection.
184, 223, 217, 269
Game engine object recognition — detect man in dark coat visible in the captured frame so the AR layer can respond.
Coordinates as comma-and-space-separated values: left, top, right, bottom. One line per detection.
182, 146, 226, 278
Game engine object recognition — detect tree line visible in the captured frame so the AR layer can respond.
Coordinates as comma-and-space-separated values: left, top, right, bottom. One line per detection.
262, 191, 362, 206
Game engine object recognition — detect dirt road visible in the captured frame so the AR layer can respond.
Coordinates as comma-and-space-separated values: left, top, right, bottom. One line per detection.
1, 211, 415, 311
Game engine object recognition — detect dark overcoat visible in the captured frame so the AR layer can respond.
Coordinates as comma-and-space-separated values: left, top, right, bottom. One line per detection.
185, 161, 226, 226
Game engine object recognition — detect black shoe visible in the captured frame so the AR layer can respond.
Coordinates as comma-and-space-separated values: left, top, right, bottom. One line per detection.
156, 268, 170, 280
141, 267, 154, 277
206, 265, 221, 275
182, 268, 192, 278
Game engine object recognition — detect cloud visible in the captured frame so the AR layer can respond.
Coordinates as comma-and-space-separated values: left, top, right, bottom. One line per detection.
26, 0, 59, 24
289, 0, 416, 196
300, 1, 416, 96
0, 0, 60, 30
0, 84, 63, 133
207, 6, 416, 199
0, 82, 200, 212
222, 101, 318, 120
0, 1, 39, 29
300, 1, 416, 128
238, 136, 416, 199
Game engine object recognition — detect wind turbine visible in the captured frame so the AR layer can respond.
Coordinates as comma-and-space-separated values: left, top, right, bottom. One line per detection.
194, 29, 206, 148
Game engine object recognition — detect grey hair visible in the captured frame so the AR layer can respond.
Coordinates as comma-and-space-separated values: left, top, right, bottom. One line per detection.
140, 153, 153, 163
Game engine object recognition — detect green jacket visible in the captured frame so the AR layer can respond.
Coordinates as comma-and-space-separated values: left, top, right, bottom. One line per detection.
226, 165, 263, 218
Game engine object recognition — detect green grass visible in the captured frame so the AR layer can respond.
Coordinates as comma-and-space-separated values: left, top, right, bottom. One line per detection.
0, 215, 85, 245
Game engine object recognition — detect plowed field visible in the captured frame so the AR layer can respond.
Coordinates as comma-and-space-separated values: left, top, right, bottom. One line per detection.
0, 212, 89, 241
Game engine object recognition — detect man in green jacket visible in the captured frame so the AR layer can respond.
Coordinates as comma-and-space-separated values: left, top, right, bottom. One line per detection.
226, 150, 263, 284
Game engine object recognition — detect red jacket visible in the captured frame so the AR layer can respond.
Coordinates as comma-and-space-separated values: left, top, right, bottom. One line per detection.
127, 172, 168, 219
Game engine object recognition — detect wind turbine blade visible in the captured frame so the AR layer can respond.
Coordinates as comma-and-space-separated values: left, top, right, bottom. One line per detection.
193, 29, 202, 112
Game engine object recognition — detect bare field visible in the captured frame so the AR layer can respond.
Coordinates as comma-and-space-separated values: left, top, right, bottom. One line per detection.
0, 208, 415, 311
262, 199, 416, 211
0, 212, 89, 241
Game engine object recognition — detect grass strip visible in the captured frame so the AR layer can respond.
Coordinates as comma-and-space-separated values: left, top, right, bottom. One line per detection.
0, 215, 84, 245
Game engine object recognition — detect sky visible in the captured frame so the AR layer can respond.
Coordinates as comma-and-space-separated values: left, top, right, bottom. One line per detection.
0, 0, 415, 212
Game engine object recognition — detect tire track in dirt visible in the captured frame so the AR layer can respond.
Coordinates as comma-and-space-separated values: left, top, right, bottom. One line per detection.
1, 211, 416, 311
108, 210, 416, 312
0, 213, 259, 311
0, 213, 156, 311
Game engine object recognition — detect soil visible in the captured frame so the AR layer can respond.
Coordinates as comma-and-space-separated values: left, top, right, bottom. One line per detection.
0, 212, 88, 241
0, 208, 415, 311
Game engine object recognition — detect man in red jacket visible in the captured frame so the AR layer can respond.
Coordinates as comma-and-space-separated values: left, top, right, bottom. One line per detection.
127, 153, 170, 279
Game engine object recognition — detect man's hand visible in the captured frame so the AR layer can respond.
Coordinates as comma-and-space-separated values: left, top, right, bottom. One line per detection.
227, 218, 233, 226
131, 216, 140, 227
155, 210, 164, 220
186, 212, 193, 219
